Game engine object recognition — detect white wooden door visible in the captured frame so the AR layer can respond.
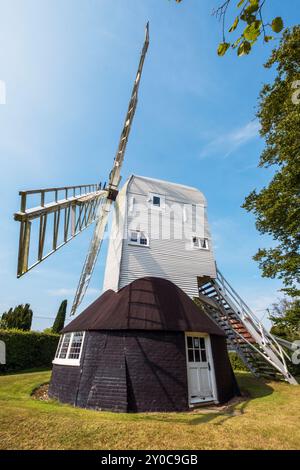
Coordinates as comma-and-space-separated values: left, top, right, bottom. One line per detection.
186, 335, 214, 404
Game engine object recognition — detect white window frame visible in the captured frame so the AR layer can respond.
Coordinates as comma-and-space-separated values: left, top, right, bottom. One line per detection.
192, 236, 209, 250
53, 331, 85, 366
128, 229, 149, 247
148, 192, 165, 210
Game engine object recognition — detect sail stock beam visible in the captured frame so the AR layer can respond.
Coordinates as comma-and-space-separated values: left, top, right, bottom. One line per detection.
70, 23, 150, 316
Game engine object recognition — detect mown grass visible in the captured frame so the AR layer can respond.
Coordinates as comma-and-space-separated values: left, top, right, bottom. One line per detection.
0, 370, 299, 450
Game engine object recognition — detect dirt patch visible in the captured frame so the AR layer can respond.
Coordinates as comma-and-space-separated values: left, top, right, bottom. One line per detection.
32, 383, 50, 401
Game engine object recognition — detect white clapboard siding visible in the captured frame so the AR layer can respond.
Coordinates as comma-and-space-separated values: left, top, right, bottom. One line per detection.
103, 175, 216, 298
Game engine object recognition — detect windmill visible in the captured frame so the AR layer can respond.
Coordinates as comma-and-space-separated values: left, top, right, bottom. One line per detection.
14, 23, 150, 317
13, 23, 298, 385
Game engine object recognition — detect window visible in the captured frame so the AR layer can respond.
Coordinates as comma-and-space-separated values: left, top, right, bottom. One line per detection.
186, 336, 207, 363
128, 230, 149, 247
148, 193, 165, 209
59, 333, 71, 359
140, 232, 148, 245
153, 196, 160, 207
130, 231, 138, 243
192, 237, 209, 250
53, 331, 85, 366
68, 332, 84, 359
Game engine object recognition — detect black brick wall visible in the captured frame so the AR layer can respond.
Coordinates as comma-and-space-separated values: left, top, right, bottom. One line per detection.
210, 334, 241, 403
49, 330, 238, 412
125, 332, 188, 412
49, 330, 188, 412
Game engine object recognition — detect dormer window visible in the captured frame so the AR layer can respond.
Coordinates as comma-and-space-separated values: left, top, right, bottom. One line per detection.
153, 196, 161, 207
148, 192, 165, 209
129, 230, 149, 247
192, 237, 209, 250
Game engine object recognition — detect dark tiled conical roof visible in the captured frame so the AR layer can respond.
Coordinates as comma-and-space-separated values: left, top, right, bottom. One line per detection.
63, 277, 224, 336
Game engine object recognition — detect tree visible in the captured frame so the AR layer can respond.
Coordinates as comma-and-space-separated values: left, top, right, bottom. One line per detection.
52, 300, 67, 334
174, 0, 284, 57
269, 298, 300, 342
269, 297, 300, 376
242, 26, 300, 297
0, 304, 33, 331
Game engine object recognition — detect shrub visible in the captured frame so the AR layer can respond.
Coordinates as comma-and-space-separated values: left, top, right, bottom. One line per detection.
0, 329, 59, 372
229, 351, 249, 371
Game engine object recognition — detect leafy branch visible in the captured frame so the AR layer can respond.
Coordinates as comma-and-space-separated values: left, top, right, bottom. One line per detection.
174, 0, 284, 57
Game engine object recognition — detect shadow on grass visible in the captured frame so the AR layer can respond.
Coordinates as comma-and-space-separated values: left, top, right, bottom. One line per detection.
191, 378, 273, 425
192, 376, 274, 426
138, 375, 274, 426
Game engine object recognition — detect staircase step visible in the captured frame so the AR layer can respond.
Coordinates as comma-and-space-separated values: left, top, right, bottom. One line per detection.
197, 274, 297, 384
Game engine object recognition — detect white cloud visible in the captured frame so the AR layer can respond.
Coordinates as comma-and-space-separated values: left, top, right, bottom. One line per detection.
199, 120, 260, 159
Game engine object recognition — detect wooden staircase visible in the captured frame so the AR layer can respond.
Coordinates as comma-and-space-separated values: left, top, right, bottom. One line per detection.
197, 268, 298, 384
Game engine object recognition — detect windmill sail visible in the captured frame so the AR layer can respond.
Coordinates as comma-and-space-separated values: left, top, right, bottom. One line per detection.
70, 23, 150, 316
14, 184, 106, 277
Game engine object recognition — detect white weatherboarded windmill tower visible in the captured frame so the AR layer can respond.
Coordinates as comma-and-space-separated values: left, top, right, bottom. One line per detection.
103, 175, 216, 297
13, 25, 297, 385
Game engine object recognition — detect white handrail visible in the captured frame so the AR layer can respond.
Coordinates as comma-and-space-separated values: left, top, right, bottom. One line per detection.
216, 268, 292, 368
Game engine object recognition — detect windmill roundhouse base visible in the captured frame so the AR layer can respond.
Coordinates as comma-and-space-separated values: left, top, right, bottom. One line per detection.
49, 278, 240, 412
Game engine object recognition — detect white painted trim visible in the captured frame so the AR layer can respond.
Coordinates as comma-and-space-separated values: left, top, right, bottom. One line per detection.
184, 332, 218, 406
54, 334, 63, 359
52, 358, 81, 367
206, 335, 218, 404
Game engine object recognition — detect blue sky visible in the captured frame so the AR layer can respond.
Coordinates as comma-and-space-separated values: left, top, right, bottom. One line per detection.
0, 0, 299, 330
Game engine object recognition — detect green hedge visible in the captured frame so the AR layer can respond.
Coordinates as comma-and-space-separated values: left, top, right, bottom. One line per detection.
229, 351, 249, 371
0, 329, 59, 372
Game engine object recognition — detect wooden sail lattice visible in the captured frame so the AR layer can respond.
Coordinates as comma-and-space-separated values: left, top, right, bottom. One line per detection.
14, 184, 106, 277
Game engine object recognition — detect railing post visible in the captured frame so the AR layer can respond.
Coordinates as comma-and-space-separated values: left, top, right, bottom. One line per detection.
20, 192, 27, 213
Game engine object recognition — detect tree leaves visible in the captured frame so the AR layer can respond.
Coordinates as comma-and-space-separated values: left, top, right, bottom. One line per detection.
229, 16, 239, 33
213, 1, 285, 57
0, 304, 33, 331
237, 40, 251, 56
243, 27, 300, 296
272, 17, 284, 33
264, 35, 274, 43
217, 42, 230, 56
175, 0, 285, 58
52, 300, 67, 334
243, 20, 262, 41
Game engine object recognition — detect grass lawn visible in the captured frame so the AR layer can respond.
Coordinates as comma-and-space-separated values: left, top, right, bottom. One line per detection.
0, 370, 299, 450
